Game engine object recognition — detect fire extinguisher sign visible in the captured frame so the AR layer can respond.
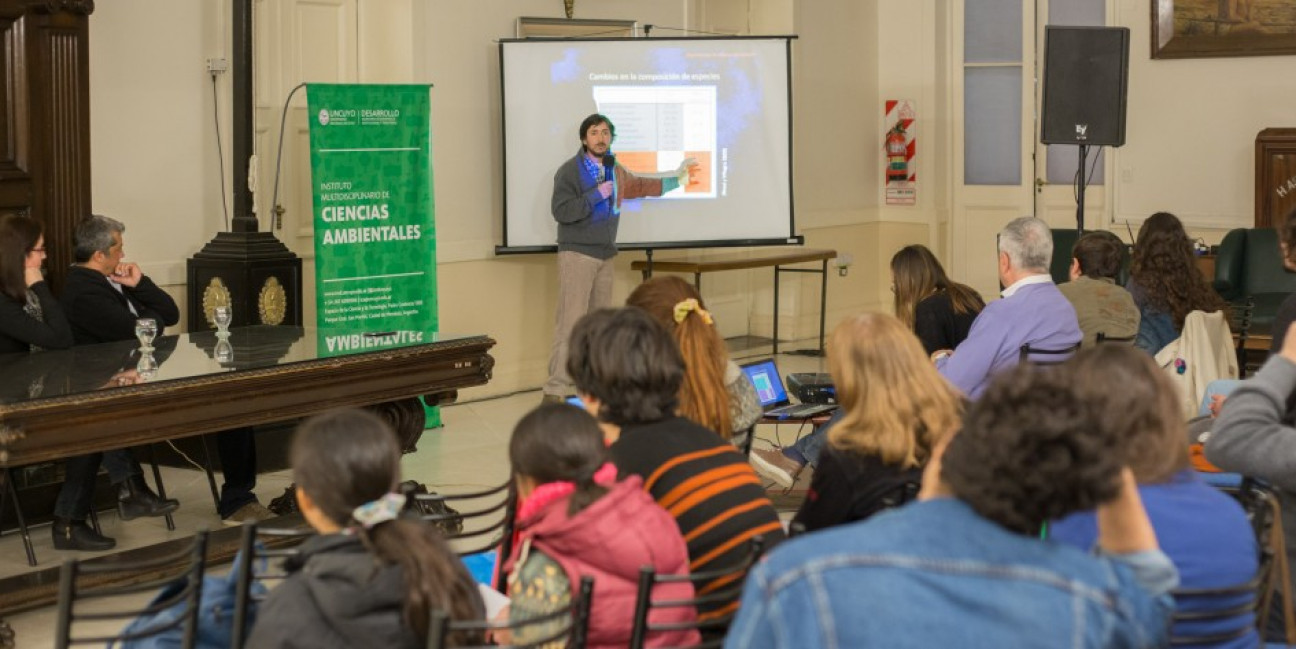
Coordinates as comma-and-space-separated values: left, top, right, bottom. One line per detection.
884, 100, 916, 206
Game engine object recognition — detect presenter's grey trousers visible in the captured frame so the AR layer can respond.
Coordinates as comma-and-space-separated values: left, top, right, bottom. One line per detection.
544, 251, 614, 396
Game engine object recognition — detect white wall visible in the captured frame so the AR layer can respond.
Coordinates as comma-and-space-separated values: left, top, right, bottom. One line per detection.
1110, 0, 1296, 236
84, 0, 1291, 399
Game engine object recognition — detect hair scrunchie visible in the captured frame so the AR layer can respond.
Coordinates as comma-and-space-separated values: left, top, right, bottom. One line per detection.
672, 298, 714, 325
350, 492, 407, 529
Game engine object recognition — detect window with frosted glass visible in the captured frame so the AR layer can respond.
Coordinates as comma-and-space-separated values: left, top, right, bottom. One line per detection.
964, 67, 1022, 186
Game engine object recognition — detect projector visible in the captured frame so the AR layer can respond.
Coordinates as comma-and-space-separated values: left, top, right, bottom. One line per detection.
787, 373, 836, 405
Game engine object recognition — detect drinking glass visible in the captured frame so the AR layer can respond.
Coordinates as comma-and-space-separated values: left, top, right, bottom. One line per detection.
135, 318, 158, 353
213, 305, 232, 334
136, 353, 158, 381
214, 338, 234, 364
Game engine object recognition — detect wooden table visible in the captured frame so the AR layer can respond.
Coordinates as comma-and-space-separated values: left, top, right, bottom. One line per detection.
0, 325, 495, 614
631, 248, 837, 355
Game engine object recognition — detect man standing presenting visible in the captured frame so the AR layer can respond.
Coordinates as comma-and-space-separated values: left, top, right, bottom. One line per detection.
542, 113, 697, 401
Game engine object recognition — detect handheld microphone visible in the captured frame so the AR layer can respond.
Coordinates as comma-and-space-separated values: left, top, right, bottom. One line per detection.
602, 153, 616, 183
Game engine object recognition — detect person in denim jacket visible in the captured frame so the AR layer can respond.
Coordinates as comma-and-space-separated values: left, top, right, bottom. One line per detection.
727, 361, 1177, 649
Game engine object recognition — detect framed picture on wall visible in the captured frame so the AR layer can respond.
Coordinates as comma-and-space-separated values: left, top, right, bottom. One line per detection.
1152, 0, 1296, 59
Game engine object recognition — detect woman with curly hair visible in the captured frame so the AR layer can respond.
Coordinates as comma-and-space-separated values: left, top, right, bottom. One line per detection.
626, 276, 761, 444
790, 313, 963, 533
1129, 211, 1227, 353
890, 244, 984, 354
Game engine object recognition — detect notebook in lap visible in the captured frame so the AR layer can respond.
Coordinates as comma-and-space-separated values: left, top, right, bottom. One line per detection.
739, 358, 838, 419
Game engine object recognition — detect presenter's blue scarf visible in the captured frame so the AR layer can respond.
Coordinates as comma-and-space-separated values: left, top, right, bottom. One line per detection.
580, 154, 618, 220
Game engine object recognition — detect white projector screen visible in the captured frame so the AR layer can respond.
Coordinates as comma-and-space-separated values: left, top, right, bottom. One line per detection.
497, 37, 797, 253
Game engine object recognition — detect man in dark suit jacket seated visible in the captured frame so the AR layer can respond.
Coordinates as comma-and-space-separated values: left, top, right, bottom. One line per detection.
54, 216, 270, 550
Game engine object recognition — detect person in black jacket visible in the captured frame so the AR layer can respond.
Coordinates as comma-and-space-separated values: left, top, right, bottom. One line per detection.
247, 409, 483, 649
52, 215, 181, 550
890, 244, 984, 355
790, 313, 965, 533
58, 214, 272, 526
0, 214, 73, 354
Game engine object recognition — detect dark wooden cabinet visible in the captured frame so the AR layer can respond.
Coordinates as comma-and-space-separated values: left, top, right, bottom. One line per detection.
0, 0, 93, 293
1256, 128, 1296, 229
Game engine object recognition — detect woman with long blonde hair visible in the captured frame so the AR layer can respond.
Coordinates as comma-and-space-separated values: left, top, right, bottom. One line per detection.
789, 313, 964, 532
626, 276, 761, 442
891, 245, 984, 354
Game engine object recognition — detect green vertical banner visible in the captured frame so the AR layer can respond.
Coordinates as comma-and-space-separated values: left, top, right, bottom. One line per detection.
306, 83, 440, 427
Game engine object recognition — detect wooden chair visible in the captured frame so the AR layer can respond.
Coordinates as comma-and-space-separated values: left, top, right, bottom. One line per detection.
54, 530, 210, 648
425, 575, 594, 649
229, 522, 315, 649
628, 537, 766, 648
1018, 341, 1081, 364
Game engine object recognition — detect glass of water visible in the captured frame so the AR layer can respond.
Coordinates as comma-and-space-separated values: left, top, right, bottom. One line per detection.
134, 318, 157, 353
213, 305, 232, 334
136, 352, 158, 381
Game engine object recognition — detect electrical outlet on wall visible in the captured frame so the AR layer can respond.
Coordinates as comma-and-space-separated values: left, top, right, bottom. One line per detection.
207, 58, 229, 74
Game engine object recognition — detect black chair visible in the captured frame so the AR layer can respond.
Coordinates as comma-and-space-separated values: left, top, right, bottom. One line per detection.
54, 530, 209, 648
1095, 332, 1135, 345
1227, 298, 1256, 378
1018, 341, 1081, 364
1167, 478, 1283, 646
406, 479, 516, 559
628, 537, 765, 649
425, 575, 594, 649
0, 446, 176, 567
229, 522, 316, 649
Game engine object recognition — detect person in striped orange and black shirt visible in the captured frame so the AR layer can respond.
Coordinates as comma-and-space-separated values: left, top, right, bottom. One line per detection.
567, 307, 785, 622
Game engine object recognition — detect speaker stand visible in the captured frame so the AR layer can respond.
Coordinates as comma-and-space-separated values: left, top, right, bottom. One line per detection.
1075, 144, 1091, 235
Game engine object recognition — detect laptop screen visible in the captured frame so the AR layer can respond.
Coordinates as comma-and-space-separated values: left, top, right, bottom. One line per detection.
741, 359, 788, 408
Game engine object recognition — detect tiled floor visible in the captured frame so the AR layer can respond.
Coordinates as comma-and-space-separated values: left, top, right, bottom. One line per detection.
3, 346, 826, 647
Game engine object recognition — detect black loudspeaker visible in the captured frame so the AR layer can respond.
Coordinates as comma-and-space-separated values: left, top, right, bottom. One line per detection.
1040, 26, 1130, 147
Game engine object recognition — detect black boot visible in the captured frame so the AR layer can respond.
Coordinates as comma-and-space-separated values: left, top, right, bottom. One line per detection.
116, 475, 180, 521
52, 517, 116, 551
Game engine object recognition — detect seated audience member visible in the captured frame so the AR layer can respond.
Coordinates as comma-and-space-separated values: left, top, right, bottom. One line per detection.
763, 313, 961, 531
891, 244, 984, 354
0, 214, 72, 353
1051, 344, 1257, 647
246, 409, 483, 649
59, 214, 270, 525
1128, 212, 1227, 354
726, 363, 1177, 648
568, 307, 785, 619
626, 276, 761, 445
1208, 324, 1296, 628
0, 214, 117, 551
502, 403, 699, 648
1058, 231, 1140, 347
933, 216, 1082, 398
50, 215, 182, 550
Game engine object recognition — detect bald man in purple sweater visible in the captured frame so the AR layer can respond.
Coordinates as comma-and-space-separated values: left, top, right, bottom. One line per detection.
932, 217, 1082, 399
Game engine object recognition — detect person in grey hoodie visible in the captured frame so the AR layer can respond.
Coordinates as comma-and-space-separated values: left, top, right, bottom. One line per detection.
246, 410, 483, 649
1207, 323, 1296, 631
542, 113, 697, 401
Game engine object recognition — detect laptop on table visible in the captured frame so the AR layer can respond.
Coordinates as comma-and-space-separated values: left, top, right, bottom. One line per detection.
740, 358, 838, 420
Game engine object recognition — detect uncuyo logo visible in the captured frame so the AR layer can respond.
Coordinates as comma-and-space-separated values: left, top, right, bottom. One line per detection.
318, 109, 330, 126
